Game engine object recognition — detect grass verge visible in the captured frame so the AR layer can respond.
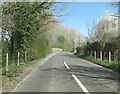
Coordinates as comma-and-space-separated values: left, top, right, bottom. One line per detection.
2, 62, 33, 77
75, 53, 120, 72
2, 60, 36, 84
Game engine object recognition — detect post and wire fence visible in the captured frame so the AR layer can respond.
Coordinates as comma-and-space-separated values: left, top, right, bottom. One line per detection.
88, 50, 117, 62
5, 52, 28, 71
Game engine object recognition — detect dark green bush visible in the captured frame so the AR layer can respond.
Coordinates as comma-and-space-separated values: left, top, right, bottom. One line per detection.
76, 47, 81, 53
84, 42, 103, 56
91, 42, 103, 51
104, 42, 117, 52
71, 48, 75, 52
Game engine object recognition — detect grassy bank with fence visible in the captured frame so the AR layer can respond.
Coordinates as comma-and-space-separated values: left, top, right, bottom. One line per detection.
75, 53, 120, 72
73, 41, 120, 72
2, 50, 60, 77
74, 50, 120, 72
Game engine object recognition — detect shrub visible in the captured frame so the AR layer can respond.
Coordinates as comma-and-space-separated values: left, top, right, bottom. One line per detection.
104, 42, 117, 52
71, 48, 75, 52
91, 42, 103, 51
84, 42, 103, 56
76, 47, 81, 53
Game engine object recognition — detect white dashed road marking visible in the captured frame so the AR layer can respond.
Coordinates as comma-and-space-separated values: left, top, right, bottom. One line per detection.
72, 74, 90, 94
64, 61, 70, 69
63, 61, 90, 94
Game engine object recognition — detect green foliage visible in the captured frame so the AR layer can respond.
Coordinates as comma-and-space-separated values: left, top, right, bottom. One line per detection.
84, 42, 103, 56
58, 36, 64, 43
76, 47, 81, 53
71, 48, 75, 52
85, 42, 102, 51
58, 35, 65, 50
104, 42, 117, 52
2, 63, 18, 77
84, 42, 92, 51
118, 36, 120, 62
84, 57, 120, 72
2, 58, 39, 77
2, 63, 29, 77
2, 2, 56, 67
34, 38, 48, 59
63, 45, 72, 51
6, 71, 14, 77
91, 42, 103, 51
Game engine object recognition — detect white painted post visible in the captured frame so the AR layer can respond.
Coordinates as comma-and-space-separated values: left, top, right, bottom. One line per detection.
25, 51, 27, 62
6, 53, 8, 71
100, 51, 102, 61
114, 52, 116, 61
91, 51, 92, 57
109, 51, 111, 62
94, 51, 96, 59
88, 51, 89, 56
104, 52, 106, 61
17, 52, 20, 66
113, 52, 115, 61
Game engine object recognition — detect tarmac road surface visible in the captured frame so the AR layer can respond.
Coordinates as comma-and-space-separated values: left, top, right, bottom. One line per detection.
12, 52, 119, 94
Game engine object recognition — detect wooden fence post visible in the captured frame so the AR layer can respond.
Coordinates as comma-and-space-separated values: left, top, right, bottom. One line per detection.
100, 51, 102, 61
109, 51, 111, 62
17, 52, 20, 66
94, 51, 96, 59
25, 51, 27, 62
6, 53, 8, 71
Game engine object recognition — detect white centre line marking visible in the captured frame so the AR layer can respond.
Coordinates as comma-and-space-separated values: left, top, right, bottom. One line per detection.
72, 74, 90, 94
64, 61, 70, 69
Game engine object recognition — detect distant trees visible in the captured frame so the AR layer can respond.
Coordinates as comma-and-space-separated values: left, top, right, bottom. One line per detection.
87, 12, 118, 44
58, 35, 64, 50
77, 32, 83, 47
87, 12, 118, 43
48, 24, 78, 51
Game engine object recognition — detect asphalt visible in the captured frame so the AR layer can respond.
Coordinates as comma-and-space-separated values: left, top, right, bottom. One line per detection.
12, 52, 119, 93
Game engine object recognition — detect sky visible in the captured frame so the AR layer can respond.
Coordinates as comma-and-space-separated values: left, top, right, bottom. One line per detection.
61, 2, 116, 36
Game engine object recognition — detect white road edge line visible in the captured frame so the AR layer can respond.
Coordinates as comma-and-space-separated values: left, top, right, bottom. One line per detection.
11, 52, 58, 93
72, 74, 90, 94
64, 61, 70, 69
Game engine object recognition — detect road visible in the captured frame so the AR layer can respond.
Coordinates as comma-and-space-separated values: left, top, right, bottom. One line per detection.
12, 52, 119, 93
